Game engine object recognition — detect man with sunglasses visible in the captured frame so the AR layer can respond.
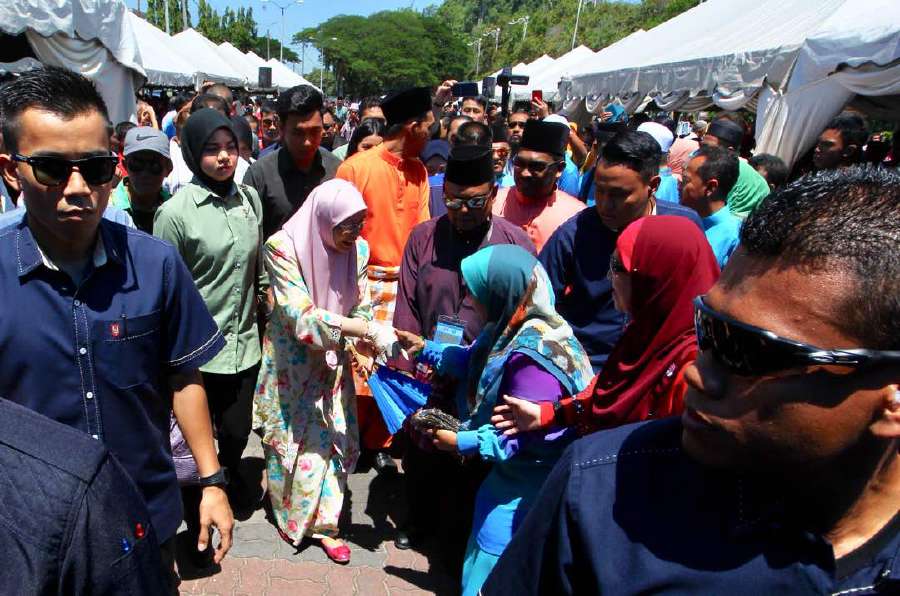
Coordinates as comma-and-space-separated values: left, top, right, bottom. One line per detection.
483, 165, 900, 595
492, 120, 586, 252
0, 67, 233, 590
393, 144, 534, 556
110, 127, 172, 234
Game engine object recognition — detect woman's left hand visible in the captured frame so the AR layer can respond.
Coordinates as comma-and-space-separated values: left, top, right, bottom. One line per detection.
428, 429, 458, 452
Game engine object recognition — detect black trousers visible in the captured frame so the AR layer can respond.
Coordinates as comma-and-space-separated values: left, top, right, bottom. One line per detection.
201, 364, 260, 477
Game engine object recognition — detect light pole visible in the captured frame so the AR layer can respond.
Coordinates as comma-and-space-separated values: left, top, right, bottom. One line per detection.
509, 16, 529, 41
571, 0, 590, 50
260, 0, 303, 63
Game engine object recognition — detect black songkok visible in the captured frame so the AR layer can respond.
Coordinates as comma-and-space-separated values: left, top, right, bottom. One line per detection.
520, 120, 569, 157
491, 121, 509, 143
381, 87, 432, 127
445, 145, 495, 186
707, 118, 744, 150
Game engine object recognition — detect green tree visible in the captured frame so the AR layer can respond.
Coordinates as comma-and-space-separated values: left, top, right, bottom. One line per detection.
145, 0, 189, 34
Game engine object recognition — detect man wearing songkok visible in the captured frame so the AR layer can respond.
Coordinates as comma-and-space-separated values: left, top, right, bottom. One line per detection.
701, 118, 769, 217
393, 144, 534, 557
483, 165, 900, 596
336, 86, 433, 463
492, 120, 586, 252
539, 131, 702, 373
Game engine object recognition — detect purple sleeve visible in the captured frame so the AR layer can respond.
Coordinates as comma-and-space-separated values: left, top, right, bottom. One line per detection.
498, 352, 566, 458
393, 228, 424, 336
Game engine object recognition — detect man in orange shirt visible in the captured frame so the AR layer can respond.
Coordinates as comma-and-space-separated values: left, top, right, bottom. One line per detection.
493, 120, 586, 252
335, 86, 433, 468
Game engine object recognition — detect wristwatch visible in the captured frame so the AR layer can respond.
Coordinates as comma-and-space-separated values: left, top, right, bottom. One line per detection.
198, 467, 229, 488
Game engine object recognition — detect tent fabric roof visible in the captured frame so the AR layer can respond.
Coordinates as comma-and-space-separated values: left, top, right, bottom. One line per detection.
265, 58, 321, 93
172, 28, 243, 87
515, 44, 595, 100
128, 13, 194, 87
218, 41, 262, 87
565, 0, 845, 101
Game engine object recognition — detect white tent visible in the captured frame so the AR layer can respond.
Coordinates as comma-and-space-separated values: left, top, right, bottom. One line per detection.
265, 58, 321, 92
0, 0, 145, 123
755, 0, 900, 164
218, 41, 262, 87
128, 13, 194, 87
563, 0, 845, 113
515, 45, 595, 101
171, 28, 244, 87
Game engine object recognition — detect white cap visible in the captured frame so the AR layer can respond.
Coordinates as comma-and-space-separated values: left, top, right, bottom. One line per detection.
543, 114, 569, 126
350, 102, 360, 111
637, 122, 674, 153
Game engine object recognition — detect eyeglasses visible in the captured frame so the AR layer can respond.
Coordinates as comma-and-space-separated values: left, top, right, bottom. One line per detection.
335, 220, 364, 234
126, 156, 165, 175
323, 123, 335, 131
513, 156, 560, 174
13, 153, 118, 187
261, 117, 279, 127
693, 295, 900, 376
444, 193, 491, 211
492, 148, 510, 160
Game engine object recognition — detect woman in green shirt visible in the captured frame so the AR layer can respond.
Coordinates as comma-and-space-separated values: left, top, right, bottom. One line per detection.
154, 109, 267, 565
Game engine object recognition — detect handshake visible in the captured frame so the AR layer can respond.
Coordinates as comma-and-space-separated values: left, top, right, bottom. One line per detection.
359, 322, 425, 364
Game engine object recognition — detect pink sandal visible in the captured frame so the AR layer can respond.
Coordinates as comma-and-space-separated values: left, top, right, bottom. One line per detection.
321, 539, 351, 564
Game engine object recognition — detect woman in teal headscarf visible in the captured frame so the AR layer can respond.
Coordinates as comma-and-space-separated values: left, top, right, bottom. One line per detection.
419, 244, 593, 596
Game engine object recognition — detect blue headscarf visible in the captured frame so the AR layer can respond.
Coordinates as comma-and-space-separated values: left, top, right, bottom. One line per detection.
459, 245, 594, 427
604, 103, 628, 123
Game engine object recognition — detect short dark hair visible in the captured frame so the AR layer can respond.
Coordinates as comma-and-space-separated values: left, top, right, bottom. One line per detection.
360, 96, 381, 114
322, 107, 336, 120
599, 131, 661, 182
748, 153, 789, 188
824, 112, 868, 152
694, 145, 739, 201
456, 121, 492, 147
462, 95, 488, 110
171, 92, 192, 112
348, 117, 387, 158
115, 121, 137, 141
276, 85, 323, 122
260, 100, 278, 115
740, 165, 900, 349
190, 93, 229, 114
0, 66, 109, 154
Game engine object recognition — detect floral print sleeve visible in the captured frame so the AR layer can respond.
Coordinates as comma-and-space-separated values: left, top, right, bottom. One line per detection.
347, 238, 373, 323
264, 231, 370, 350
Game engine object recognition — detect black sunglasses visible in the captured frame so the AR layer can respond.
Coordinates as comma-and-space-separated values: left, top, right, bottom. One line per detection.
513, 156, 560, 174
13, 153, 118, 187
444, 193, 490, 211
693, 295, 900, 376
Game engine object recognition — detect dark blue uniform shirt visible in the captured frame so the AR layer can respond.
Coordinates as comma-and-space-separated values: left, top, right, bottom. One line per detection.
0, 218, 224, 542
483, 417, 900, 595
0, 397, 166, 595
539, 203, 703, 372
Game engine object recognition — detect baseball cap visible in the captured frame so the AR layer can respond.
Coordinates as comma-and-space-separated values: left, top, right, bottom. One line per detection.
637, 122, 674, 154
123, 126, 170, 160
421, 139, 450, 163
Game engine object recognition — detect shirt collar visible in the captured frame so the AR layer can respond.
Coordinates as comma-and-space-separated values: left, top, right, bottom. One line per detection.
378, 145, 405, 168
191, 179, 238, 205
702, 205, 732, 226
16, 217, 123, 278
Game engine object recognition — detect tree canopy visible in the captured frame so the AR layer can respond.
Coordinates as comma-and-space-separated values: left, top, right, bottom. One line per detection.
295, 10, 468, 97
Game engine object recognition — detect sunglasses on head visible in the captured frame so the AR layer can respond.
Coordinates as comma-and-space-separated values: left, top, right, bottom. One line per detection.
513, 156, 560, 174
693, 295, 900, 376
444, 193, 490, 211
13, 153, 118, 187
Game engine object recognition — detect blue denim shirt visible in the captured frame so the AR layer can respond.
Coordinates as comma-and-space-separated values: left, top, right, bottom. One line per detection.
0, 218, 225, 541
483, 417, 900, 595
0, 397, 166, 595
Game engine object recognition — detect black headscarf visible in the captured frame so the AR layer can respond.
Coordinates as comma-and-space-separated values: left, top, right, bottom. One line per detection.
181, 108, 238, 197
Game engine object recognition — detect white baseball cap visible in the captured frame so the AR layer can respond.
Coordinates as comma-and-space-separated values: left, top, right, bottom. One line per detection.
637, 122, 674, 154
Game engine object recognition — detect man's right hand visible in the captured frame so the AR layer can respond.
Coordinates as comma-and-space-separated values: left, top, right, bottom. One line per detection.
434, 80, 457, 107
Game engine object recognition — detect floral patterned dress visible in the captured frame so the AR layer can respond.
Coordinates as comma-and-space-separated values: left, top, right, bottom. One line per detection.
253, 231, 372, 543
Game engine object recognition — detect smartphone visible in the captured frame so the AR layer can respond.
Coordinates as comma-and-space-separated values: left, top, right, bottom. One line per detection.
532, 89, 543, 103
451, 82, 480, 98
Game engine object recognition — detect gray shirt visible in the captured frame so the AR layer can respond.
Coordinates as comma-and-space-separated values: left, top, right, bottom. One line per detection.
242, 146, 341, 239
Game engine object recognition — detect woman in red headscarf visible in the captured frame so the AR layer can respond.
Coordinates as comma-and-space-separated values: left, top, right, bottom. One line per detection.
491, 215, 720, 436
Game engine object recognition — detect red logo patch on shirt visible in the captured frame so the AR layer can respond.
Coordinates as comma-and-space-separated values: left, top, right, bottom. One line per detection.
110, 322, 121, 338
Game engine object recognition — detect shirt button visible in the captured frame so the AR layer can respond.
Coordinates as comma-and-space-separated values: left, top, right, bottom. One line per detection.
74, 299, 81, 307
79, 347, 87, 355
86, 391, 94, 399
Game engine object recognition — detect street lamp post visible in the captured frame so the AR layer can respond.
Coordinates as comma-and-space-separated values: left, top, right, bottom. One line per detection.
260, 0, 304, 63
509, 16, 529, 41
571, 0, 588, 50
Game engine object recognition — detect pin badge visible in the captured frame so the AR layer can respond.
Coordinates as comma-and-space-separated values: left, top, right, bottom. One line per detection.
110, 322, 121, 338
121, 538, 132, 553
135, 523, 145, 539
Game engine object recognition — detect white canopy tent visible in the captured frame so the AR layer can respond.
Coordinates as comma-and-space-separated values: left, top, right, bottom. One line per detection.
128, 13, 193, 87
171, 28, 243, 87
755, 0, 900, 164
0, 0, 145, 123
217, 41, 263, 88
265, 58, 321, 92
520, 44, 595, 101
562, 0, 845, 115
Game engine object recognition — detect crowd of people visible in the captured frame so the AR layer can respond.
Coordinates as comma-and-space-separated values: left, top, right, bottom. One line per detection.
0, 63, 897, 596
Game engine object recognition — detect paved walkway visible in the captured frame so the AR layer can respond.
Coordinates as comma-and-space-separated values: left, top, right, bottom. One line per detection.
177, 436, 458, 595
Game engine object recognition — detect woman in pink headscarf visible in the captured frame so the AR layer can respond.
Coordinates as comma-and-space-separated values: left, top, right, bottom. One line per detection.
253, 179, 401, 564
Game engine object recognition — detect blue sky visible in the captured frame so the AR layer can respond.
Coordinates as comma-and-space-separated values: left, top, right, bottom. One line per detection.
126, 0, 441, 71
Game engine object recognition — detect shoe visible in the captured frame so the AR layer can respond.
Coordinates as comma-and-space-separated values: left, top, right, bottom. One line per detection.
321, 539, 351, 564
373, 452, 397, 474
394, 531, 413, 550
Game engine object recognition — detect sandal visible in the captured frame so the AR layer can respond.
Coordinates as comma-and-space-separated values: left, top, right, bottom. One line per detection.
321, 538, 351, 564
